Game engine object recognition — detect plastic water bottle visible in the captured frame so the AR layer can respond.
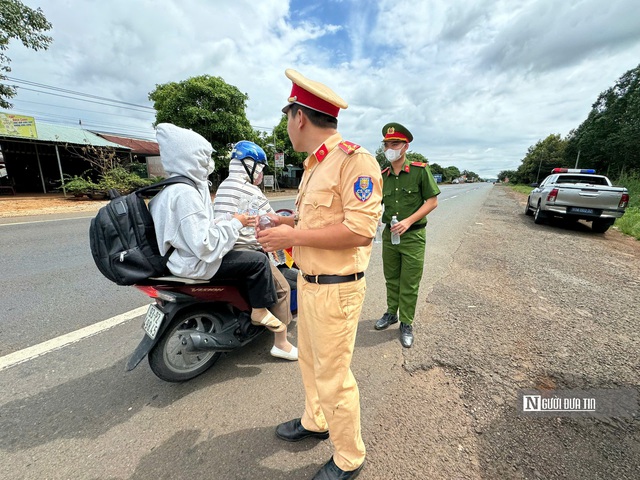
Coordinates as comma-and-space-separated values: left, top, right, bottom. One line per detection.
258, 213, 274, 231
374, 220, 383, 244
390, 216, 400, 245
248, 196, 261, 217
237, 196, 255, 235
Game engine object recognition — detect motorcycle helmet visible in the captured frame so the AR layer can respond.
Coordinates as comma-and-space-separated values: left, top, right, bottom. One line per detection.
230, 141, 267, 184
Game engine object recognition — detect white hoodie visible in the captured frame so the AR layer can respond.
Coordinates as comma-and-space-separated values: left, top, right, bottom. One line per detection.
149, 123, 242, 280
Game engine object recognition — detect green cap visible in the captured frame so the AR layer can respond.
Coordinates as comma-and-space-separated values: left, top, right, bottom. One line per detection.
382, 122, 413, 142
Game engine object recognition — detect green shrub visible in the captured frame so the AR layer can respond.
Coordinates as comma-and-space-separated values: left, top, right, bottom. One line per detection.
615, 207, 640, 240
59, 175, 98, 196
96, 166, 150, 194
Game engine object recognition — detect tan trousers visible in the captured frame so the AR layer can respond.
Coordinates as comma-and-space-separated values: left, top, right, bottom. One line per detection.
270, 264, 292, 325
298, 275, 366, 471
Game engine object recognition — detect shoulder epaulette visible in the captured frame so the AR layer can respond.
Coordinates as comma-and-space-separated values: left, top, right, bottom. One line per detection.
410, 161, 427, 168
381, 166, 390, 175
338, 140, 361, 155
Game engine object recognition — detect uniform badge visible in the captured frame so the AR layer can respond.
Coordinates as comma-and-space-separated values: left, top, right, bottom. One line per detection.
354, 176, 373, 202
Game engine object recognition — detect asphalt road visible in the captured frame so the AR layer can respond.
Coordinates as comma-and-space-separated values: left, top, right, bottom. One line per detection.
0, 183, 487, 479
5, 183, 634, 480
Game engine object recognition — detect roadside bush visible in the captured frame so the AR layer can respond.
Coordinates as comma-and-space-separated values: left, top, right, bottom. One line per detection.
96, 166, 150, 194
60, 175, 98, 197
614, 174, 640, 240
59, 167, 159, 198
615, 207, 640, 240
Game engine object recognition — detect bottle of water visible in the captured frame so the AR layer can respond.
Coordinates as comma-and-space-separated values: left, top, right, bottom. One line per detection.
258, 213, 274, 231
390, 216, 400, 245
237, 195, 254, 235
374, 220, 383, 244
248, 196, 261, 217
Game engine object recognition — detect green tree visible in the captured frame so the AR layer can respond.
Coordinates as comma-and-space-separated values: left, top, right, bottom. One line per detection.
148, 75, 255, 170
565, 63, 640, 178
0, 0, 52, 108
374, 146, 387, 169
443, 166, 460, 182
462, 170, 480, 182
497, 170, 516, 182
429, 162, 444, 176
406, 152, 429, 164
268, 113, 306, 167
516, 133, 567, 184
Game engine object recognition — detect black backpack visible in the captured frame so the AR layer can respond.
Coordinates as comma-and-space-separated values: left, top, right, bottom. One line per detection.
89, 176, 197, 285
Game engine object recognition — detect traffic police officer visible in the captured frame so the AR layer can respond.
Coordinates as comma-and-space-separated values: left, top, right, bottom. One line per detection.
257, 69, 382, 480
375, 122, 440, 348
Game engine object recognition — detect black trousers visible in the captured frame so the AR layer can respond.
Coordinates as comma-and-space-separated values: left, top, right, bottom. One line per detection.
213, 250, 277, 308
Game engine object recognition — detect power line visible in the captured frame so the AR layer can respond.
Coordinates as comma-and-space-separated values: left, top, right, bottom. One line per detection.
11, 98, 154, 121
5, 76, 155, 110
10, 85, 155, 113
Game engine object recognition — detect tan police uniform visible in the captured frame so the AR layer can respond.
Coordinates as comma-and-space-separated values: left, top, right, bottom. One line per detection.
294, 132, 382, 471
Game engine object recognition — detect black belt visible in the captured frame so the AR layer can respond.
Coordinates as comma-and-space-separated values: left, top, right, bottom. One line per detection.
302, 272, 364, 284
386, 223, 426, 232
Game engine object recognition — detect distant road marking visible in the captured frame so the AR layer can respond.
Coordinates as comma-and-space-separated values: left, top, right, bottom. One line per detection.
0, 216, 95, 226
0, 306, 148, 371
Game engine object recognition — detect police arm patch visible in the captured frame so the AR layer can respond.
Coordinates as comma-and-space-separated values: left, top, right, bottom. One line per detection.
354, 176, 373, 202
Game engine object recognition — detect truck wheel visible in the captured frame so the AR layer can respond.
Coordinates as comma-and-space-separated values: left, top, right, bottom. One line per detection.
591, 220, 611, 233
148, 309, 224, 382
524, 197, 533, 216
534, 202, 547, 224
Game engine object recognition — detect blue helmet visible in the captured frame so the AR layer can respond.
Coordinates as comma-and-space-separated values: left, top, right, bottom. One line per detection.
231, 141, 267, 164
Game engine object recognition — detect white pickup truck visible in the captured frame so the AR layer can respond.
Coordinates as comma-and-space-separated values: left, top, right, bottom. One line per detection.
525, 168, 629, 233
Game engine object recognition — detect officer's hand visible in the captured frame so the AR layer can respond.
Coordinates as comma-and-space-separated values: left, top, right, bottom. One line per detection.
390, 218, 413, 236
257, 224, 294, 252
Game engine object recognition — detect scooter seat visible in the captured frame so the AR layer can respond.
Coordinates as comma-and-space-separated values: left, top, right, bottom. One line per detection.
148, 275, 210, 284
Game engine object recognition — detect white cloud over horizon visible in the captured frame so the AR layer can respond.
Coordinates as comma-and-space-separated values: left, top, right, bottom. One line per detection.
5, 0, 640, 178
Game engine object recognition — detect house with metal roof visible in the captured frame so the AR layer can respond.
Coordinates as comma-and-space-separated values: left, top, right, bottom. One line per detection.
0, 115, 132, 194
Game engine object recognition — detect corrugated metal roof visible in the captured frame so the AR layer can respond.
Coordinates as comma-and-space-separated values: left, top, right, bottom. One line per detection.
96, 133, 159, 155
0, 122, 129, 149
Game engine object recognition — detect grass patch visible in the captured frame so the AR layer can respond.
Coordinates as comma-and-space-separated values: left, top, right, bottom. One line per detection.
615, 207, 640, 240
614, 174, 640, 240
507, 184, 533, 196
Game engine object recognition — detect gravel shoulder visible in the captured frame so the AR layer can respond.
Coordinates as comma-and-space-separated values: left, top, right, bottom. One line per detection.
366, 186, 639, 480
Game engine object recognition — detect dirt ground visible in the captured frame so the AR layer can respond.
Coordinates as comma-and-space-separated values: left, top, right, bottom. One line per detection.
0, 189, 299, 218
363, 187, 639, 480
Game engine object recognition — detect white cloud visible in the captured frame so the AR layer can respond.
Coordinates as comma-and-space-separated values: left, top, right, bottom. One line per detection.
5, 0, 640, 178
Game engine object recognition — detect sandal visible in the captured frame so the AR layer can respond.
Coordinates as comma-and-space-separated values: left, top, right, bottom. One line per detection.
250, 311, 286, 333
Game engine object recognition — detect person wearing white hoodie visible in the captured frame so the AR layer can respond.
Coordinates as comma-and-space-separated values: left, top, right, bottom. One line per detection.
213, 140, 298, 361
149, 123, 285, 332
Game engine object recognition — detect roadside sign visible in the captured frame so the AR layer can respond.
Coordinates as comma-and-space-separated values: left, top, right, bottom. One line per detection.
275, 152, 285, 168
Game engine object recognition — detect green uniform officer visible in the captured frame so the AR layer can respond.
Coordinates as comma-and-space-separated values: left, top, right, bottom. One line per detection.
375, 123, 440, 348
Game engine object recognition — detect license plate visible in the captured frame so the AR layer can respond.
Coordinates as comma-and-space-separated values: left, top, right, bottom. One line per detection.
570, 207, 594, 214
143, 304, 165, 339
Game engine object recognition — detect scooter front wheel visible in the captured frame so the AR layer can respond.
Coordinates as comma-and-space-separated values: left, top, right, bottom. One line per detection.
148, 309, 224, 382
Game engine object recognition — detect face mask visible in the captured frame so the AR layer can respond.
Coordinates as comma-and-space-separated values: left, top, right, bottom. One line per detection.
385, 147, 403, 162
206, 158, 215, 176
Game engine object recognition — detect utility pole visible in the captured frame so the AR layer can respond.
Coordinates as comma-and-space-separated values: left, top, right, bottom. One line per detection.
574, 150, 581, 169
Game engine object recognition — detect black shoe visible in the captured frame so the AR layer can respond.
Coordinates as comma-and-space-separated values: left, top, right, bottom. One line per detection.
399, 322, 414, 348
313, 457, 365, 480
375, 312, 398, 330
275, 418, 329, 442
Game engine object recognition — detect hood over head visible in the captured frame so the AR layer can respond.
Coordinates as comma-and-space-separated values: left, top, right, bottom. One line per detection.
156, 123, 214, 182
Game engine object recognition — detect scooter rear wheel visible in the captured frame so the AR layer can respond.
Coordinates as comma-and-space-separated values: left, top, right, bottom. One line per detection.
148, 309, 224, 382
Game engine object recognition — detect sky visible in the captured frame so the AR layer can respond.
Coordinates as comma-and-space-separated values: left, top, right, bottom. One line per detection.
4, 0, 640, 178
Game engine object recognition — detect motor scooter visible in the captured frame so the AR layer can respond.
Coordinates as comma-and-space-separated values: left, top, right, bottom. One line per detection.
126, 210, 297, 383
